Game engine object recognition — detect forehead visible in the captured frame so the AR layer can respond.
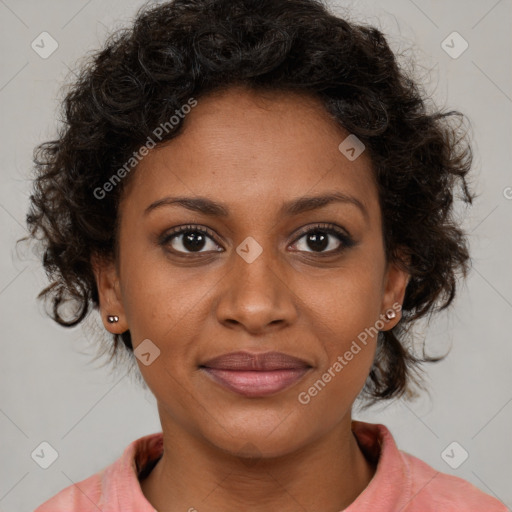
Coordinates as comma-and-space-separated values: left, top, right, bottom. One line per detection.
122, 86, 379, 221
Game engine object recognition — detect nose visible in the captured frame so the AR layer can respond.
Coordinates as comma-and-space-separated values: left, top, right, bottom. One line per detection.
214, 242, 298, 335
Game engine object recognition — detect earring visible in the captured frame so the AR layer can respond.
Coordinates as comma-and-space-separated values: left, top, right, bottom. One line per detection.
385, 309, 397, 320
107, 315, 119, 323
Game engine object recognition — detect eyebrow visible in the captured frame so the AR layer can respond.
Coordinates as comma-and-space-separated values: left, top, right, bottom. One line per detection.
144, 192, 369, 222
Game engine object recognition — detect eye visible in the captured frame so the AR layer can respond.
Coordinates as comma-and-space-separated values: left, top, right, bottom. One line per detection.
290, 223, 355, 254
160, 222, 356, 257
160, 225, 222, 254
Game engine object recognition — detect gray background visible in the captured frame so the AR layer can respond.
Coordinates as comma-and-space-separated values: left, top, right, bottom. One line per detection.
1, 0, 511, 510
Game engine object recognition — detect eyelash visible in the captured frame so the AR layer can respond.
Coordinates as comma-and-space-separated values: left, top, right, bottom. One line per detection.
159, 223, 355, 256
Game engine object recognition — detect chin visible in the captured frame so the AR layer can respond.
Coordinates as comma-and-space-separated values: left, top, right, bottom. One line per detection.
197, 408, 314, 460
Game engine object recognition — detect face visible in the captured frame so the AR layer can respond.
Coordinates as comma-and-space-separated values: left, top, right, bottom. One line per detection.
94, 85, 408, 458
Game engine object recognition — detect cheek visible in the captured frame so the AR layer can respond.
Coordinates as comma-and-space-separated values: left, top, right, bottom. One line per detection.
294, 278, 381, 423
119, 243, 208, 343
305, 292, 379, 397
296, 260, 384, 344
292, 260, 383, 395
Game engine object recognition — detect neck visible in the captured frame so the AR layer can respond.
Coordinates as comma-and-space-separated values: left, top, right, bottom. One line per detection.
141, 414, 376, 512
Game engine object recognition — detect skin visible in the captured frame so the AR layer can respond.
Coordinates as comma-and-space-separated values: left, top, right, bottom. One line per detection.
93, 85, 409, 512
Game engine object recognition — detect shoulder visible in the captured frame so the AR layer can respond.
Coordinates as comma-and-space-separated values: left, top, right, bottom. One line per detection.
400, 450, 508, 511
33, 471, 104, 512
350, 421, 507, 511
33, 432, 163, 512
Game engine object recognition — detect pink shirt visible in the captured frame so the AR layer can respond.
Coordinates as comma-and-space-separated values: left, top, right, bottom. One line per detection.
34, 421, 507, 511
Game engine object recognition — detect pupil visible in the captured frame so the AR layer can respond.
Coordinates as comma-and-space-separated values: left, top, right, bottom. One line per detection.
183, 232, 206, 251
308, 232, 328, 251
180, 231, 330, 252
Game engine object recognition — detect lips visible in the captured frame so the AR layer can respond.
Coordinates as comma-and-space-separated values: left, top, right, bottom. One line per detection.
200, 351, 311, 371
199, 351, 312, 397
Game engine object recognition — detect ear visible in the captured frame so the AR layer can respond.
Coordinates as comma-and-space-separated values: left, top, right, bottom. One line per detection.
379, 249, 410, 331
91, 253, 128, 334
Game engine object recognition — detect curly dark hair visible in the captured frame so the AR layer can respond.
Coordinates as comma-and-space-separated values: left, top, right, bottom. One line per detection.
25, 0, 475, 403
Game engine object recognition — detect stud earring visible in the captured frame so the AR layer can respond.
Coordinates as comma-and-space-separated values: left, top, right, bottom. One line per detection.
385, 309, 397, 320
107, 315, 119, 323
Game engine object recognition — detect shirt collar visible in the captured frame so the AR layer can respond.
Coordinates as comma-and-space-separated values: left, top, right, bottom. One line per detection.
104, 421, 412, 511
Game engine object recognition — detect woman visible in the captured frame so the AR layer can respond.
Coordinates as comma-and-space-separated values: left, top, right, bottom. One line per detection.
28, 0, 507, 510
